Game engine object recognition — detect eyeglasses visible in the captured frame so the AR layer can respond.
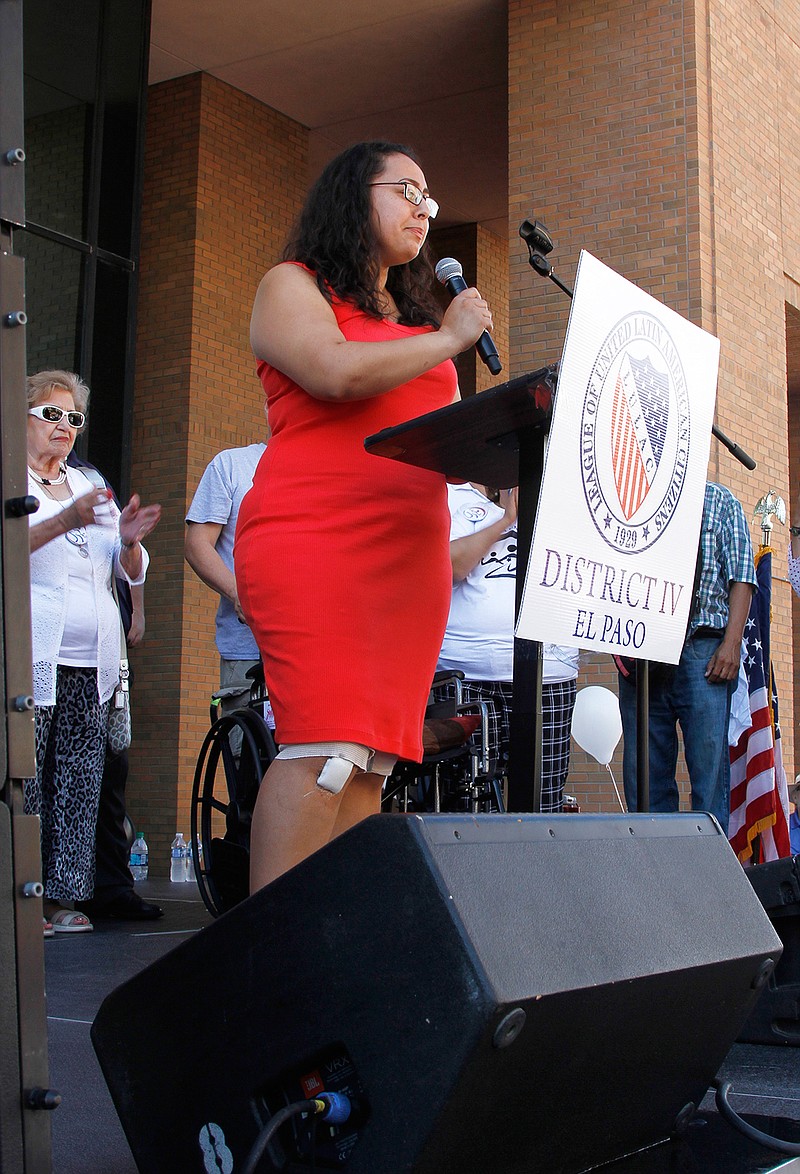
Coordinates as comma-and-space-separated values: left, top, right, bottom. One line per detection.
28, 404, 86, 430
370, 181, 439, 219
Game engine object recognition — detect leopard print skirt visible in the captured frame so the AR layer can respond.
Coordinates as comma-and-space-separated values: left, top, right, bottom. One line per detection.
25, 665, 110, 902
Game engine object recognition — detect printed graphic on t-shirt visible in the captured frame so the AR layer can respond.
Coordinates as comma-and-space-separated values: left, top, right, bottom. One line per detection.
481, 533, 517, 579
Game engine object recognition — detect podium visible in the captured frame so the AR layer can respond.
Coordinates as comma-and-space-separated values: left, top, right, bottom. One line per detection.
365, 366, 557, 811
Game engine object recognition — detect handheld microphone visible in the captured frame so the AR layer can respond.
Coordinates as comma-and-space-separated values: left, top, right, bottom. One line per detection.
434, 257, 502, 375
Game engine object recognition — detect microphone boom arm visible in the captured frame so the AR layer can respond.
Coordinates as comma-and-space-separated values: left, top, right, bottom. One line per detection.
526, 250, 575, 301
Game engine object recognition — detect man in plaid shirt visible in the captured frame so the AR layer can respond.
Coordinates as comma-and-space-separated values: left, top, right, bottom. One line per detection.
617, 481, 756, 834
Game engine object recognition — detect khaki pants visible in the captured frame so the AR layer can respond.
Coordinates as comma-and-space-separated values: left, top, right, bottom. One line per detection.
217, 658, 261, 760
218, 658, 260, 717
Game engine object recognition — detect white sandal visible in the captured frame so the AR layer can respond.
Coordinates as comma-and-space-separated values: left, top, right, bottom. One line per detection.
50, 909, 93, 934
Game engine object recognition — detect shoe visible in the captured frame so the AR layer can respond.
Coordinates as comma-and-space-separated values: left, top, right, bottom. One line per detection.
50, 909, 93, 934
78, 890, 163, 921
43, 917, 54, 938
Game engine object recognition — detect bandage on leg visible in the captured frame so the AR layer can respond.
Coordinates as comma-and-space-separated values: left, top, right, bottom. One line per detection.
276, 742, 374, 795
317, 757, 354, 795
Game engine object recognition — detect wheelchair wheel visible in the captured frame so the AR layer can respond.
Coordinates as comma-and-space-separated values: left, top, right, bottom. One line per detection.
190, 707, 277, 917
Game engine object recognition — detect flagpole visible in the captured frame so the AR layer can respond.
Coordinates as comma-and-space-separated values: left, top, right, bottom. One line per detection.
730, 490, 791, 863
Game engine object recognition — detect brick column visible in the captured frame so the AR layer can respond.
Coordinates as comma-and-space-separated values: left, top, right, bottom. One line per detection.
129, 74, 307, 870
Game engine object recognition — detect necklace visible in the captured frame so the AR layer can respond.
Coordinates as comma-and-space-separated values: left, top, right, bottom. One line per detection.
36, 479, 89, 559
28, 462, 67, 486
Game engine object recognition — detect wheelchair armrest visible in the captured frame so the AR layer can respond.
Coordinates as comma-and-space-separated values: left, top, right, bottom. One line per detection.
454, 699, 492, 776
211, 686, 250, 702
422, 714, 480, 756
429, 670, 465, 711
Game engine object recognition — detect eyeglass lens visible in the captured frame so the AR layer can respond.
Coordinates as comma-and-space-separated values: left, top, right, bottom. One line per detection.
405, 184, 438, 218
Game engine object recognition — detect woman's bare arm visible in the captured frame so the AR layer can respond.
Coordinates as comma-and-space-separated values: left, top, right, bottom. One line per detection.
250, 264, 493, 402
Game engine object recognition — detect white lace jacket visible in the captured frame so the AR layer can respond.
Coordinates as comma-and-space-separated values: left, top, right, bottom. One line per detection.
29, 466, 148, 706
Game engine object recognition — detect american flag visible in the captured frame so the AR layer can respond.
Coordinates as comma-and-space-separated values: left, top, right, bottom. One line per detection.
728, 547, 791, 862
610, 370, 649, 520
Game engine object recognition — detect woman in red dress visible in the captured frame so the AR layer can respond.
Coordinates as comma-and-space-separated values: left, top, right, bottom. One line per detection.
236, 140, 495, 890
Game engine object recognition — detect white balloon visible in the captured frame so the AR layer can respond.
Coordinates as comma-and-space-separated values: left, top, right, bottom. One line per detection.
571, 686, 623, 765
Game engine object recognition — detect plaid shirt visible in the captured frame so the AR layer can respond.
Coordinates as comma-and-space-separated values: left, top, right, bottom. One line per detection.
690, 481, 756, 634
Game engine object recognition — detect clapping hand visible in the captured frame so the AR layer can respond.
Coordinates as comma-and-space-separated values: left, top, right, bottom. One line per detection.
119, 494, 162, 547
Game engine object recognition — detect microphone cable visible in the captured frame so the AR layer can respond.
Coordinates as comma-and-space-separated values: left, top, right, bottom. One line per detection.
242, 1092, 351, 1174
713, 1079, 800, 1156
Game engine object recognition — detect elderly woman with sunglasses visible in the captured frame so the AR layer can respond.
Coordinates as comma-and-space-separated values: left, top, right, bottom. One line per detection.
25, 369, 161, 934
236, 140, 496, 891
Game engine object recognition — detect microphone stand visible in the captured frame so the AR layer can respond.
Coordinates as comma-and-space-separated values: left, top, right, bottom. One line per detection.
520, 221, 757, 814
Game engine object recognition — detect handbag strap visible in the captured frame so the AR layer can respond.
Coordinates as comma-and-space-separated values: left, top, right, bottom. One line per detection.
109, 560, 130, 690
80, 464, 130, 682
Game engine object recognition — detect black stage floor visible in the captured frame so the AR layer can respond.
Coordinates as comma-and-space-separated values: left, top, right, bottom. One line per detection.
44, 878, 800, 1173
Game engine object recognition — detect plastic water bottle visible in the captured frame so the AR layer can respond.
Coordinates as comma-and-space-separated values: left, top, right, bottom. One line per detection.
185, 836, 203, 883
185, 837, 196, 883
129, 832, 148, 881
170, 833, 187, 882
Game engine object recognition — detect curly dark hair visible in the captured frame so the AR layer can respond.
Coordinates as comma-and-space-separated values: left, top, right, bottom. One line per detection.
283, 140, 442, 327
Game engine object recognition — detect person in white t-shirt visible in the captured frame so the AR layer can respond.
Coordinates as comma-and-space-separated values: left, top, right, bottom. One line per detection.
185, 443, 267, 715
437, 482, 579, 811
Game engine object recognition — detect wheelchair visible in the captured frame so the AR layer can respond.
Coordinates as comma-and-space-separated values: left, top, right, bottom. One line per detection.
190, 666, 505, 917
190, 664, 278, 917
380, 671, 506, 815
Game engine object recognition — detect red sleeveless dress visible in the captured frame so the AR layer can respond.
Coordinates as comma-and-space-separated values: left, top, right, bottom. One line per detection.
235, 270, 456, 762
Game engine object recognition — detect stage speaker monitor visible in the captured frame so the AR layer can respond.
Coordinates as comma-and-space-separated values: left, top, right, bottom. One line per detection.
91, 813, 781, 1173
738, 851, 800, 1045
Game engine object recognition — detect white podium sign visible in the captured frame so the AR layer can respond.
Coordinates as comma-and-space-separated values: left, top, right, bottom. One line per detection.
516, 251, 719, 663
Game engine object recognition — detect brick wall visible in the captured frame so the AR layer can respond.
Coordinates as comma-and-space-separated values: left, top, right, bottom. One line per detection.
789, 298, 800, 791
127, 0, 800, 848
128, 74, 307, 870
476, 225, 510, 395
702, 0, 797, 810
509, 0, 799, 814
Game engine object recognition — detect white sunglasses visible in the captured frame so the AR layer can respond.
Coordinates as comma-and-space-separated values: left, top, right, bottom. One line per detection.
28, 404, 86, 430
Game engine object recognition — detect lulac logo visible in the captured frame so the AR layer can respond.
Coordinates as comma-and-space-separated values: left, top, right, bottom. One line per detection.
580, 311, 690, 554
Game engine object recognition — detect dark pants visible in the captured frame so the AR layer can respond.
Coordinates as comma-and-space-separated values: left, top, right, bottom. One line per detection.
86, 746, 135, 905
617, 634, 733, 834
